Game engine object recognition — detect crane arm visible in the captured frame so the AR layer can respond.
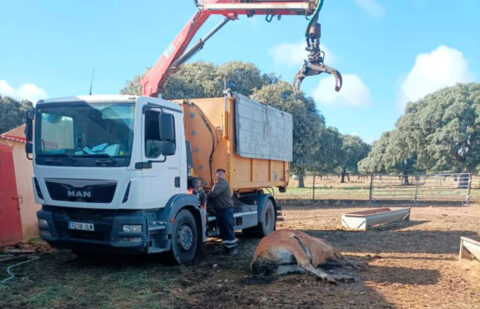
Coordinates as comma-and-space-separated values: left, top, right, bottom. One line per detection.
141, 10, 209, 97
141, 0, 341, 98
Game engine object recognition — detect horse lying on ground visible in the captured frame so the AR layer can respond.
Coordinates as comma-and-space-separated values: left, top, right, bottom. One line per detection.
251, 230, 360, 284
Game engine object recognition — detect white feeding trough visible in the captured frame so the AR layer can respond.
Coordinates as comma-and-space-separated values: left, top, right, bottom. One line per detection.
342, 207, 411, 231
459, 237, 480, 261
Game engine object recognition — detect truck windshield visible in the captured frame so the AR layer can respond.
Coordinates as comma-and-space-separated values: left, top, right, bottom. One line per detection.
35, 102, 135, 167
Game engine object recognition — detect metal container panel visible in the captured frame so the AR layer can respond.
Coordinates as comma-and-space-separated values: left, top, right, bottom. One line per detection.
235, 94, 293, 162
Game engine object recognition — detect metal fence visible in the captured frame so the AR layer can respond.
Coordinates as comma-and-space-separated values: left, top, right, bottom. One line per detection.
370, 173, 471, 204
273, 173, 473, 204
274, 175, 370, 201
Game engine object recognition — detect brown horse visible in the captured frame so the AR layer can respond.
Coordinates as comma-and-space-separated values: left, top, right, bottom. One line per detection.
251, 230, 360, 284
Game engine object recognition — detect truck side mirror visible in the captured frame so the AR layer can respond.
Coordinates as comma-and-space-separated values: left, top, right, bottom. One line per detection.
161, 142, 176, 156
25, 109, 34, 160
159, 113, 175, 142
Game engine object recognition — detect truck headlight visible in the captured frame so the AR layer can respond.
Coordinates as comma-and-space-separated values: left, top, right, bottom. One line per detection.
38, 218, 49, 229
122, 225, 142, 233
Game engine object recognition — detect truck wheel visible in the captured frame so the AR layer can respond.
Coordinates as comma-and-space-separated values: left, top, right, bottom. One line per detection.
169, 209, 198, 264
243, 199, 276, 238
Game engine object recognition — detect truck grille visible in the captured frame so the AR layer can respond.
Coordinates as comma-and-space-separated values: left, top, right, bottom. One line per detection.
45, 179, 117, 203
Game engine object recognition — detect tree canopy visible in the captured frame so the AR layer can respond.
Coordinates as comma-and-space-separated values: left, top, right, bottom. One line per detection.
0, 96, 33, 134
311, 126, 343, 175
120, 61, 277, 100
337, 134, 371, 182
359, 83, 480, 174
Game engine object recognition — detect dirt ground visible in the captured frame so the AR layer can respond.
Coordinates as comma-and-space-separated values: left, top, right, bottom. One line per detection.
1, 202, 480, 309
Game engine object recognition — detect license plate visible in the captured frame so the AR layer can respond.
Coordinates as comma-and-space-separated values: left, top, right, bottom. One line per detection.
68, 221, 95, 231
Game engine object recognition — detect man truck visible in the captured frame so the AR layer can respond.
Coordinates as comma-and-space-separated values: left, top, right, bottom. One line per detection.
26, 0, 341, 264
26, 92, 292, 263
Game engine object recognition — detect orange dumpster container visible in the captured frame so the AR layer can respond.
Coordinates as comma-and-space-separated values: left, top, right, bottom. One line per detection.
176, 93, 292, 193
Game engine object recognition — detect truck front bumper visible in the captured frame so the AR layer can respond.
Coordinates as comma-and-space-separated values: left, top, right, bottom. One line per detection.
37, 205, 170, 254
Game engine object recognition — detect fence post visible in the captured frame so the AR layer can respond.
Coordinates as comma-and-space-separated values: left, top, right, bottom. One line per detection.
312, 174, 316, 200
467, 173, 472, 205
413, 175, 419, 204
369, 174, 374, 202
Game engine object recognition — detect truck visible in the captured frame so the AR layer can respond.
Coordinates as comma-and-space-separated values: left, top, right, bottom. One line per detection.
26, 92, 292, 263
25, 0, 341, 263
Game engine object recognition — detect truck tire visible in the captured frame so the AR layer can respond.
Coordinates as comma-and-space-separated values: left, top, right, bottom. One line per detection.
169, 209, 198, 264
242, 199, 276, 238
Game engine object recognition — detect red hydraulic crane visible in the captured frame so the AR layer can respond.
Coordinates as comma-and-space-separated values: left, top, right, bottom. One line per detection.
141, 0, 342, 98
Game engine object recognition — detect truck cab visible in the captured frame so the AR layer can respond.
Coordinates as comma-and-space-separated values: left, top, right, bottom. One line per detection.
27, 94, 291, 263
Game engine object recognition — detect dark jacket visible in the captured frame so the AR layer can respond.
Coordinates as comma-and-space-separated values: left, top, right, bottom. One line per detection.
207, 178, 233, 210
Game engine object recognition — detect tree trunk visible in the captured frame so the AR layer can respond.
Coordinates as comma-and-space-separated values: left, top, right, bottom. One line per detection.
340, 167, 347, 183
403, 171, 409, 185
298, 169, 306, 188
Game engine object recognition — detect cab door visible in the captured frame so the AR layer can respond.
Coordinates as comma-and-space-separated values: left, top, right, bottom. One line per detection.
141, 107, 182, 208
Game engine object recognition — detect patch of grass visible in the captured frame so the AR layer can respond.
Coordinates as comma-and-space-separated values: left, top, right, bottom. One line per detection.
0, 253, 182, 309
26, 285, 65, 307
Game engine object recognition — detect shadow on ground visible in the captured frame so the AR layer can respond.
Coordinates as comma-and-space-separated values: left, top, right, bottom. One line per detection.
305, 228, 478, 255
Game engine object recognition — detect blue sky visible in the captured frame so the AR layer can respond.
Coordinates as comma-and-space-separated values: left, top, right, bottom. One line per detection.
1, 0, 479, 143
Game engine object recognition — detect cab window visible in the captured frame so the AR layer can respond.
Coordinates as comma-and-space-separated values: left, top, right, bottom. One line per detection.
145, 111, 176, 158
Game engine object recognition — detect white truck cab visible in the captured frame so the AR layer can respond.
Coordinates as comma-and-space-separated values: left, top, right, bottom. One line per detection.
29, 95, 205, 262
27, 94, 290, 263
32, 95, 188, 211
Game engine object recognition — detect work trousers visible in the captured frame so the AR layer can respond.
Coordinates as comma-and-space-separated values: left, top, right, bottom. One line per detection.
216, 207, 237, 249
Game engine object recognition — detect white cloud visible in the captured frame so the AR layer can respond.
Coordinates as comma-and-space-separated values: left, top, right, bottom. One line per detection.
0, 80, 47, 103
398, 45, 475, 110
312, 74, 371, 107
269, 41, 336, 67
354, 0, 385, 17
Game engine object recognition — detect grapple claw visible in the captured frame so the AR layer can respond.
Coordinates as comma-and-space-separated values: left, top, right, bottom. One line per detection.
292, 62, 343, 95
293, 15, 342, 96
315, 63, 342, 92
293, 65, 307, 95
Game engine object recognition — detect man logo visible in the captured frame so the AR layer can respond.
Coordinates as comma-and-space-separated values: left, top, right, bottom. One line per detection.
67, 190, 92, 198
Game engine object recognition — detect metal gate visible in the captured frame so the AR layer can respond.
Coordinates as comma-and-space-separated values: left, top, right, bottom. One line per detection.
370, 173, 471, 204
0, 144, 23, 245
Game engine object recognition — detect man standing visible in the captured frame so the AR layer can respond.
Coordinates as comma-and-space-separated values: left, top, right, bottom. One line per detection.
207, 168, 238, 255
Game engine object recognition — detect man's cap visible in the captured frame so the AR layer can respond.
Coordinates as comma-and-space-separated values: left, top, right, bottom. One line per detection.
216, 168, 226, 173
